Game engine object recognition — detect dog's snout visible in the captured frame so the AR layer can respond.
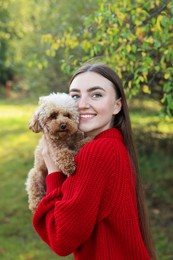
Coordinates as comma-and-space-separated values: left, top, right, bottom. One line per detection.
60, 123, 67, 130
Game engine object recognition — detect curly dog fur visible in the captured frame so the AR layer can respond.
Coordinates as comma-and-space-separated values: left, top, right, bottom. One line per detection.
25, 92, 90, 213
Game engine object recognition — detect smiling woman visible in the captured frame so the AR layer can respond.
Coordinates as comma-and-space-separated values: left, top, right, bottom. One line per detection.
69, 72, 122, 138
31, 63, 157, 260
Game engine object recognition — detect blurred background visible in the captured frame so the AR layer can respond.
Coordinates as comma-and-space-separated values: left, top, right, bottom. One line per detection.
0, 0, 172, 259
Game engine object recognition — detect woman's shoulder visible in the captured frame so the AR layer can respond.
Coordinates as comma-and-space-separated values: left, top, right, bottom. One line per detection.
74, 133, 119, 180
77, 129, 125, 161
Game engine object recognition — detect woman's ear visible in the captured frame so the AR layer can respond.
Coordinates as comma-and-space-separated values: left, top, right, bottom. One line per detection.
113, 98, 122, 115
28, 110, 42, 133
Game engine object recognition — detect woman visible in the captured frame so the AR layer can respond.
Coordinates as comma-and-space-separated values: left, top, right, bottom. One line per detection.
32, 63, 156, 259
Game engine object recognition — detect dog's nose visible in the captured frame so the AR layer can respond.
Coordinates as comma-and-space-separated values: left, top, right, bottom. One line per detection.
60, 123, 67, 130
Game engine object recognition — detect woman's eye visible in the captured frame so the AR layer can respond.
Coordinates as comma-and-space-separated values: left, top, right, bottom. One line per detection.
71, 94, 80, 100
92, 93, 102, 98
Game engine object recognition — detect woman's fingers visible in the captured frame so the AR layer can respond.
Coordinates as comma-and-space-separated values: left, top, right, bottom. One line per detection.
42, 136, 49, 157
41, 136, 59, 173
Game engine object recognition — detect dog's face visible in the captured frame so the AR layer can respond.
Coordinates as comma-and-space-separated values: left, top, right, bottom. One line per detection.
29, 93, 79, 138
41, 106, 78, 137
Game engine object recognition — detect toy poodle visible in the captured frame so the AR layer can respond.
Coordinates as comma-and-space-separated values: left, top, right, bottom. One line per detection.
25, 92, 90, 212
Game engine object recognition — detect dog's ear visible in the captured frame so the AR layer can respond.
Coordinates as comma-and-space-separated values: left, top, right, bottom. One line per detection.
28, 111, 42, 133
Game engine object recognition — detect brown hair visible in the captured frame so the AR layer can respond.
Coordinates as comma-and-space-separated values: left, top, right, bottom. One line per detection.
70, 63, 156, 259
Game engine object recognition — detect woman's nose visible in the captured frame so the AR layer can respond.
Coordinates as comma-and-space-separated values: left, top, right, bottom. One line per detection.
78, 96, 90, 109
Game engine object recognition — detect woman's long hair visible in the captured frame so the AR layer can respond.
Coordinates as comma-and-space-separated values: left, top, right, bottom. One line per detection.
70, 63, 156, 260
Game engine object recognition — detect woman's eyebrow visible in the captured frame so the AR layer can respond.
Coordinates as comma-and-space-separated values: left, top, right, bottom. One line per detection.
88, 86, 106, 92
69, 88, 80, 93
69, 86, 106, 93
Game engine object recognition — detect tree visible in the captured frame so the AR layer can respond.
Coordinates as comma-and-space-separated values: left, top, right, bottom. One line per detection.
41, 0, 173, 116
0, 0, 99, 96
0, 0, 14, 86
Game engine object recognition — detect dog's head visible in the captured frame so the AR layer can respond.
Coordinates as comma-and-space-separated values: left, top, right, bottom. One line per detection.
29, 93, 79, 137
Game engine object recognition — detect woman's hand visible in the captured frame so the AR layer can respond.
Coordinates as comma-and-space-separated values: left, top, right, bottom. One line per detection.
42, 135, 60, 174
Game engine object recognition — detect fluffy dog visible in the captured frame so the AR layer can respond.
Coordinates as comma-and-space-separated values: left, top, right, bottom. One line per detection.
26, 92, 90, 212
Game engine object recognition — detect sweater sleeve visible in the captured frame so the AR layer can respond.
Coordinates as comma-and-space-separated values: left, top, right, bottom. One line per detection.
32, 139, 120, 256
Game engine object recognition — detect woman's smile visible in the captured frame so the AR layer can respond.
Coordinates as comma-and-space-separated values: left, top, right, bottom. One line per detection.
80, 113, 96, 120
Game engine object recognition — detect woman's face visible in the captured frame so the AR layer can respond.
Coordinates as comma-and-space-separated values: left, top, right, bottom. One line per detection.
69, 71, 121, 137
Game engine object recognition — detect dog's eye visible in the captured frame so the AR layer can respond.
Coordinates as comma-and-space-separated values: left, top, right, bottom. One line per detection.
49, 112, 57, 119
64, 113, 71, 118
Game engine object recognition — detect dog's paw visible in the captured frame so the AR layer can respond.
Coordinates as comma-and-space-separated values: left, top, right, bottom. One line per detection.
60, 161, 76, 176
55, 149, 76, 176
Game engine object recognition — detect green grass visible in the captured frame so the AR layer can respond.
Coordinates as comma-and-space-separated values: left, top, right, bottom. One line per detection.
0, 97, 173, 259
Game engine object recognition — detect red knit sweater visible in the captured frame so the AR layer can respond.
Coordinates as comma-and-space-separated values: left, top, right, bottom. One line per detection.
33, 128, 150, 259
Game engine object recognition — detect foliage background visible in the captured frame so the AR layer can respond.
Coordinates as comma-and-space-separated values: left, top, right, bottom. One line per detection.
0, 0, 173, 114
0, 0, 173, 259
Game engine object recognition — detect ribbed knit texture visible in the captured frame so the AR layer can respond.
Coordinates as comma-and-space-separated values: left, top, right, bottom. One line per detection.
33, 128, 150, 260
